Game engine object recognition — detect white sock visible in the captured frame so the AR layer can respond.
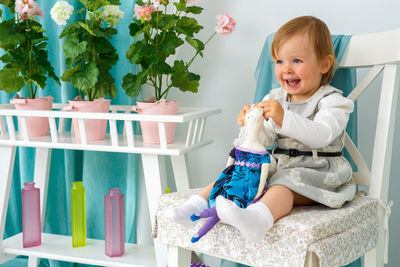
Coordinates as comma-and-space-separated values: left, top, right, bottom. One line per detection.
166, 194, 208, 228
216, 196, 274, 242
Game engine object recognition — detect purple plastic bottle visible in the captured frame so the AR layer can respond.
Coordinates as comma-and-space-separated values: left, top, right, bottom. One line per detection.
22, 182, 41, 248
104, 188, 125, 257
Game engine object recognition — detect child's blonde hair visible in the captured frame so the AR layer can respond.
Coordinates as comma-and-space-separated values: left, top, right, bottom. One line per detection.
271, 16, 336, 86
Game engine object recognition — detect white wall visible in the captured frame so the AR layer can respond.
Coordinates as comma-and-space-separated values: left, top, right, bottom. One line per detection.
137, 0, 400, 265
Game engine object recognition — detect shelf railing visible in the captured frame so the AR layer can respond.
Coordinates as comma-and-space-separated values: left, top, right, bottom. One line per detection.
0, 104, 221, 155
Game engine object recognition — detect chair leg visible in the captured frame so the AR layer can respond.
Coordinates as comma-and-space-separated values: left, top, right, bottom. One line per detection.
168, 246, 191, 267
364, 205, 385, 267
304, 251, 320, 267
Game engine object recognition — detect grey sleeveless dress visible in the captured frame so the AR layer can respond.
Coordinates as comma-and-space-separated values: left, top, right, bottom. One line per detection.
266, 86, 356, 208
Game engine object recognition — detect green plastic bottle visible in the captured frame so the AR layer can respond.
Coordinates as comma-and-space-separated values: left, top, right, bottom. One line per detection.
71, 181, 86, 247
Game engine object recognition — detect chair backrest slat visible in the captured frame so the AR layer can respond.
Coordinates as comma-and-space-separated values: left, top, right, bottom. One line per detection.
338, 30, 400, 203
344, 133, 370, 186
368, 65, 400, 201
347, 65, 383, 101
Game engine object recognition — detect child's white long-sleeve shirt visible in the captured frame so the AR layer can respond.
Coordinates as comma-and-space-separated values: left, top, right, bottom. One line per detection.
262, 87, 354, 149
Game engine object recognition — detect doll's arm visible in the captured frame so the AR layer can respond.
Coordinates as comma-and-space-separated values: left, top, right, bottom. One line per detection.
255, 162, 269, 199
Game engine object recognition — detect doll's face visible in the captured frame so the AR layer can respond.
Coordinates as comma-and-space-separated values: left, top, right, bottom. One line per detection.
245, 107, 263, 131
245, 107, 263, 120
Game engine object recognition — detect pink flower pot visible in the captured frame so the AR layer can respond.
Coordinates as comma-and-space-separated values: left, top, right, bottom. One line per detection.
10, 96, 53, 137
63, 98, 111, 142
133, 99, 179, 144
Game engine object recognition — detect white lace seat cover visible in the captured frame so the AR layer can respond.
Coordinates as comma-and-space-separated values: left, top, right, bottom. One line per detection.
153, 189, 378, 267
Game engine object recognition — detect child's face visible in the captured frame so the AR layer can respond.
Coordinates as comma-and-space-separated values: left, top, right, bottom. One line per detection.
274, 31, 332, 102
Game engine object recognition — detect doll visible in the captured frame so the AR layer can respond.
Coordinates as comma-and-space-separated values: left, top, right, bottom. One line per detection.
189, 107, 270, 243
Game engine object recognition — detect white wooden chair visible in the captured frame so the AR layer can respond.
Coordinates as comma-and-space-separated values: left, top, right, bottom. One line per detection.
153, 29, 399, 267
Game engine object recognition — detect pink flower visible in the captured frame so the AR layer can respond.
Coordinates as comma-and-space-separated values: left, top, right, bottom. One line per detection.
215, 14, 236, 35
15, 0, 43, 20
134, 4, 156, 21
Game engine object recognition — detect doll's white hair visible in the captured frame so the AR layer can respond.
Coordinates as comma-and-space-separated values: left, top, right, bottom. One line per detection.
233, 107, 267, 147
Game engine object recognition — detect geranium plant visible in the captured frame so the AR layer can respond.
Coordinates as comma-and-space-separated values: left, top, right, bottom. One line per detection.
122, 0, 236, 101
0, 0, 59, 99
51, 0, 124, 101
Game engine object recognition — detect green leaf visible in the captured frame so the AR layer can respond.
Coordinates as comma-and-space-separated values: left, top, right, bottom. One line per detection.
95, 72, 117, 99
185, 36, 204, 52
0, 69, 25, 93
155, 62, 172, 74
62, 33, 87, 63
171, 60, 200, 93
31, 25, 45, 33
32, 37, 47, 44
78, 0, 89, 8
71, 63, 99, 92
94, 37, 114, 54
159, 31, 184, 57
0, 0, 13, 8
126, 41, 158, 65
122, 73, 142, 98
0, 53, 17, 65
0, 22, 26, 49
97, 51, 118, 71
129, 22, 141, 37
157, 14, 178, 31
77, 21, 96, 36
173, 1, 186, 12
76, 7, 85, 14
108, 0, 121, 4
176, 17, 203, 37
185, 6, 203, 14
59, 22, 81, 39
61, 65, 80, 81
28, 73, 47, 89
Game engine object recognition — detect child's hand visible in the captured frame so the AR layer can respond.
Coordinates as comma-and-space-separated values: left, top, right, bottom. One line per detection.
255, 100, 284, 127
237, 105, 251, 126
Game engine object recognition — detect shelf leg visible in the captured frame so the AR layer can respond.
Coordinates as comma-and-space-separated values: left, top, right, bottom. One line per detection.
28, 148, 52, 267
141, 154, 168, 267
168, 246, 191, 267
170, 155, 190, 191
0, 146, 17, 263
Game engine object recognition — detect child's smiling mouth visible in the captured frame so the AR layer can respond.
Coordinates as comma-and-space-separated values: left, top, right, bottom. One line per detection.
285, 78, 301, 88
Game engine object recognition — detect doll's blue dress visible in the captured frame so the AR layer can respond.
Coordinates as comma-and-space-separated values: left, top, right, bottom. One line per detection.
190, 146, 271, 243
209, 146, 271, 208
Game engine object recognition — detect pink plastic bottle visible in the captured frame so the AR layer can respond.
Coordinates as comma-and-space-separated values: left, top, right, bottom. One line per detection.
22, 182, 41, 248
104, 188, 125, 257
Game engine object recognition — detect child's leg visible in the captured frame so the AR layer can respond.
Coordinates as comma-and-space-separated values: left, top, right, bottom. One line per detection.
167, 182, 214, 227
198, 182, 214, 199
216, 185, 294, 242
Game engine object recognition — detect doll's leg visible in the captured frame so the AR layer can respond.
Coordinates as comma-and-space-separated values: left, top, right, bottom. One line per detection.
190, 205, 218, 221
190, 207, 220, 243
167, 182, 214, 227
216, 185, 293, 242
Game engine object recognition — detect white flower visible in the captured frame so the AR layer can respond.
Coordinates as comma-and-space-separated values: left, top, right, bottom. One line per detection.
50, 1, 74, 26
102, 5, 124, 26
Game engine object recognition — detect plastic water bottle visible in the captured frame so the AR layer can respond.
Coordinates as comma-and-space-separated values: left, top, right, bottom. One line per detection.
104, 188, 125, 257
71, 181, 86, 247
22, 182, 41, 248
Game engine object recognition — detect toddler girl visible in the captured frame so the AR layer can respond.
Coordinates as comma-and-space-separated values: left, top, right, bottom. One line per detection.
169, 15, 355, 242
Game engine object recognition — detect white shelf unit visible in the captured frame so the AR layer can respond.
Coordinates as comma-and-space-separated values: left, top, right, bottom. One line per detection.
0, 103, 221, 267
